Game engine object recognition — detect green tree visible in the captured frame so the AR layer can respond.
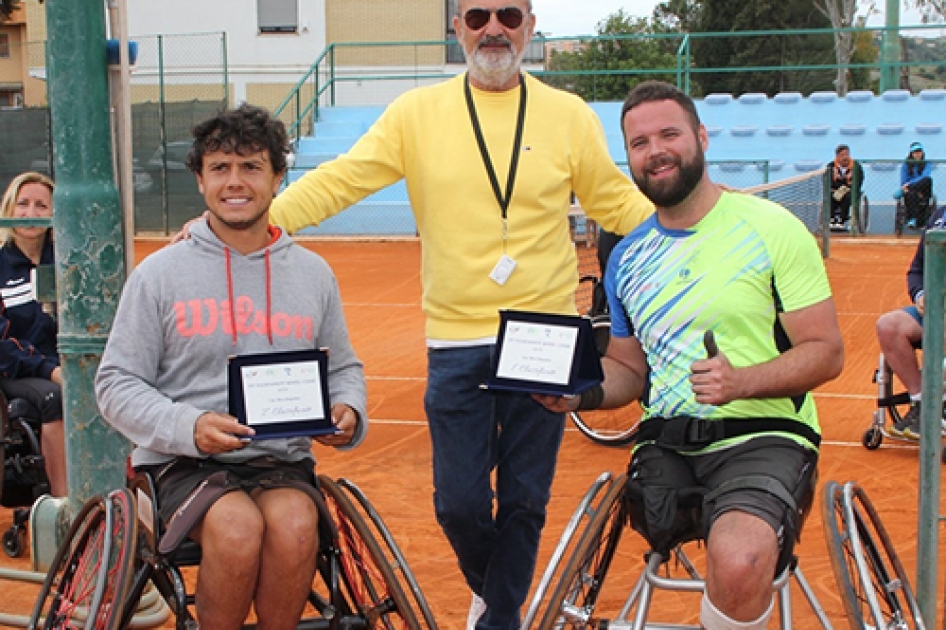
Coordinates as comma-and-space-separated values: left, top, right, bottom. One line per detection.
695, 0, 837, 95
0, 0, 21, 22
542, 10, 679, 102
849, 19, 879, 90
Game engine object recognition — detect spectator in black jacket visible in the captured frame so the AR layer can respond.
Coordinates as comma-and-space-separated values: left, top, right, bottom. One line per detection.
875, 203, 946, 440
0, 172, 66, 496
827, 144, 864, 230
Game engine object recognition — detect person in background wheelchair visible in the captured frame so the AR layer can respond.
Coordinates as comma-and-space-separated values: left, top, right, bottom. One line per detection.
896, 141, 934, 229
827, 143, 864, 230
875, 203, 946, 439
0, 171, 67, 497
536, 81, 844, 630
95, 104, 367, 630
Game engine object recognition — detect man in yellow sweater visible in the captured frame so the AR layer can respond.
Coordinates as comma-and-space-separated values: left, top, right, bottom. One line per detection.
270, 2, 652, 628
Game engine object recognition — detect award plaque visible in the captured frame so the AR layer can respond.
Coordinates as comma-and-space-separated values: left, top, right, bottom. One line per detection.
483, 310, 604, 396
228, 348, 338, 439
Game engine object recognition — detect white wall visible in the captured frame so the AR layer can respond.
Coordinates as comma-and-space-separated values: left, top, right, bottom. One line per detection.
126, 0, 327, 72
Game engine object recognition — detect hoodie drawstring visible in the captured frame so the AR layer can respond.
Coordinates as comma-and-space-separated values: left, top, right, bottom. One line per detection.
224, 247, 238, 346
223, 243, 275, 346
264, 248, 273, 344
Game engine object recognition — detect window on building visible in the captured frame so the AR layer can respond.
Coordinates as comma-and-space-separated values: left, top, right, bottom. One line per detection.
0, 34, 10, 58
258, 0, 297, 34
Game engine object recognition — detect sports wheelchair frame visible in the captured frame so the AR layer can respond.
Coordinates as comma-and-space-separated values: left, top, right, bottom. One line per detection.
523, 472, 833, 630
0, 391, 48, 557
894, 194, 937, 237
864, 352, 946, 463
28, 472, 436, 630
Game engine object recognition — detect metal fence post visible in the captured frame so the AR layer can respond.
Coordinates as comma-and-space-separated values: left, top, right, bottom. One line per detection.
46, 0, 130, 510
918, 229, 945, 628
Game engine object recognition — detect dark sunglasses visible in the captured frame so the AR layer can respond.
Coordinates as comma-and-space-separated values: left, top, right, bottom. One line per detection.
463, 7, 526, 30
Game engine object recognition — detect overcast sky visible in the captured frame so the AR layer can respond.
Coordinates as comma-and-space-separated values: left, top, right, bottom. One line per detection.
532, 0, 932, 37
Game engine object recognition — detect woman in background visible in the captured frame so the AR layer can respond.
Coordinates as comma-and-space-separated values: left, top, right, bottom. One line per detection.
898, 141, 934, 228
0, 172, 66, 496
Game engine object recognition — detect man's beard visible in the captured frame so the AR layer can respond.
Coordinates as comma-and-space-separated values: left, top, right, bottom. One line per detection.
464, 36, 524, 89
632, 150, 705, 208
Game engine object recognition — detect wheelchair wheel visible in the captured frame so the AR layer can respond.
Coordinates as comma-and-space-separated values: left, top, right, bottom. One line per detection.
569, 407, 641, 447
862, 426, 883, 450
29, 489, 136, 630
535, 473, 628, 630
822, 480, 923, 630
333, 477, 437, 630
854, 195, 869, 235
318, 475, 422, 630
523, 472, 616, 629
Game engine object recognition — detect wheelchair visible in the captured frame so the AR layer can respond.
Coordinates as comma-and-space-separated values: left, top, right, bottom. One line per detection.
28, 468, 437, 630
0, 390, 48, 558
863, 351, 946, 462
569, 275, 641, 447
828, 188, 869, 236
523, 471, 834, 630
894, 193, 937, 237
822, 480, 923, 629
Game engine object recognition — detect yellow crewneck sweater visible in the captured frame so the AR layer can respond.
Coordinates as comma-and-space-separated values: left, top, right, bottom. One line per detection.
272, 73, 652, 341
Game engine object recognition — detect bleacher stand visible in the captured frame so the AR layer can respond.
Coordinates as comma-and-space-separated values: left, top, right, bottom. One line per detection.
288, 89, 945, 236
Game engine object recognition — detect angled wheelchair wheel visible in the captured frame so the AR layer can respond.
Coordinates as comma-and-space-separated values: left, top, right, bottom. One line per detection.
569, 407, 640, 447
0, 398, 7, 499
536, 473, 628, 630
29, 489, 137, 630
854, 195, 869, 235
334, 477, 437, 630
822, 480, 923, 630
318, 475, 422, 630
895, 200, 905, 236
523, 472, 617, 629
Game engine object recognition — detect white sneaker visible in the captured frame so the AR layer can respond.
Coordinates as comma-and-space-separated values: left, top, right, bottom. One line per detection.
467, 593, 487, 630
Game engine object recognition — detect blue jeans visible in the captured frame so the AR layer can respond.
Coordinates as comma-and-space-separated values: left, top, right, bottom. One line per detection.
425, 346, 565, 630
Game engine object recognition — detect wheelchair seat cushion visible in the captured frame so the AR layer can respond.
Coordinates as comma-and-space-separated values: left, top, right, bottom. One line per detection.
142, 456, 320, 556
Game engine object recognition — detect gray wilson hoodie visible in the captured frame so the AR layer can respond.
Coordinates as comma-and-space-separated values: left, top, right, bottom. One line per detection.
95, 220, 367, 467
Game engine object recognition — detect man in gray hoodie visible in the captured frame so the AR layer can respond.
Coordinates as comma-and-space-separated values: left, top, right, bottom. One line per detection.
95, 104, 367, 630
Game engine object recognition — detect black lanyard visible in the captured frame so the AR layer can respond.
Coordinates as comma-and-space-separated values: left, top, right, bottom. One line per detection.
464, 73, 527, 221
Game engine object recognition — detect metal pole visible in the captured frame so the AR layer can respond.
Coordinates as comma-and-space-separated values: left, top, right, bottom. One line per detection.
918, 229, 945, 628
46, 0, 130, 510
880, 1, 900, 92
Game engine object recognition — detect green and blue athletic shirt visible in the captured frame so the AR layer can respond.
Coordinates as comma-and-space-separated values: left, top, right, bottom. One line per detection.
604, 191, 831, 452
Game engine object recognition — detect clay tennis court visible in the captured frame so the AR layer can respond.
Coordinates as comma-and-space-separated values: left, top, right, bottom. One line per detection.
1, 235, 944, 629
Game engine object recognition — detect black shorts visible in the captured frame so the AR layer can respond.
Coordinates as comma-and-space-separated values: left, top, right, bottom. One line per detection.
138, 456, 319, 554
627, 436, 817, 567
0, 377, 62, 424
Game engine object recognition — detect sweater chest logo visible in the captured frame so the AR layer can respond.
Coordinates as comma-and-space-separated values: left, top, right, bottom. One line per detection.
173, 296, 313, 340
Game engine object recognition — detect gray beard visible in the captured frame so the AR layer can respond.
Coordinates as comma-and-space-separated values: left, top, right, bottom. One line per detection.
465, 47, 522, 90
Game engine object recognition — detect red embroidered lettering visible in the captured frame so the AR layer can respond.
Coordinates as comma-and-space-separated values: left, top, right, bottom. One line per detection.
174, 299, 218, 337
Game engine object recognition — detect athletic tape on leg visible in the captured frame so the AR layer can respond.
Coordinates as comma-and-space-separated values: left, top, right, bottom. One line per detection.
700, 593, 773, 630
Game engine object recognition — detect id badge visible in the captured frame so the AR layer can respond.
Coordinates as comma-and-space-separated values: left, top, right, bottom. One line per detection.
490, 254, 518, 286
